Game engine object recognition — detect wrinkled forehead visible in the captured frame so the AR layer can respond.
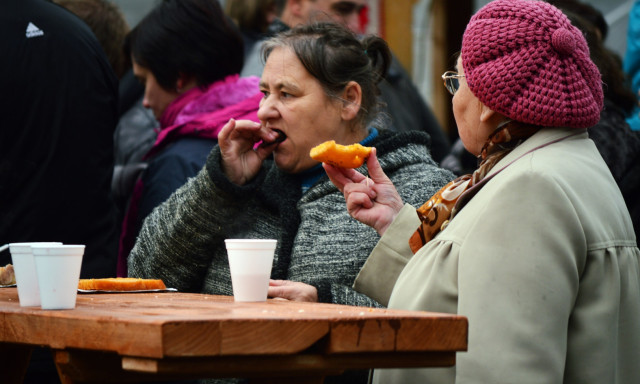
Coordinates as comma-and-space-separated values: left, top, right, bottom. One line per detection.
261, 46, 309, 87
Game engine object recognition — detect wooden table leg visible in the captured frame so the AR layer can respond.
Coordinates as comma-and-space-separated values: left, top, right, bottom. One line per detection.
55, 350, 79, 384
0, 343, 33, 384
54, 350, 166, 383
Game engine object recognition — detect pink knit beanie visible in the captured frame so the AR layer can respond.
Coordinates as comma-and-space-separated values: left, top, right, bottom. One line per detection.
461, 0, 603, 128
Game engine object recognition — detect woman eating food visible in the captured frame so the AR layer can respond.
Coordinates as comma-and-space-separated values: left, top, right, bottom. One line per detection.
324, 0, 640, 383
127, 21, 453, 314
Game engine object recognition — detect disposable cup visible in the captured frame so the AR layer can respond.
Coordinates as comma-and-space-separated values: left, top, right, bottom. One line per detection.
225, 239, 276, 302
31, 244, 85, 310
9, 242, 62, 306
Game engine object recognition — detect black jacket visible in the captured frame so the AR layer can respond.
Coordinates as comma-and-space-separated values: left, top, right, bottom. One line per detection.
0, 0, 120, 278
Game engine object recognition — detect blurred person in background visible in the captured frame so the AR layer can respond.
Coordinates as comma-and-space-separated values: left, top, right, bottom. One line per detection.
224, 0, 276, 57
52, 0, 159, 231
239, 0, 451, 162
116, 0, 263, 277
51, 0, 149, 244
624, 0, 640, 132
54, 0, 130, 79
1, 0, 121, 381
0, 0, 119, 281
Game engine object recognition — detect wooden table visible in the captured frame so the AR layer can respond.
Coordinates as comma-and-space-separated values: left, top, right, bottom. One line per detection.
0, 288, 467, 383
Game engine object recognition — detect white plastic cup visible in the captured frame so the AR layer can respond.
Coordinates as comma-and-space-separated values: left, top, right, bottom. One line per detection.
225, 239, 276, 302
31, 244, 85, 310
9, 242, 63, 307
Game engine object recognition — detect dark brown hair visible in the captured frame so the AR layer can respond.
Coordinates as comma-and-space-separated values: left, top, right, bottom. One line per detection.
225, 0, 275, 34
125, 0, 244, 91
261, 22, 392, 129
54, 0, 130, 78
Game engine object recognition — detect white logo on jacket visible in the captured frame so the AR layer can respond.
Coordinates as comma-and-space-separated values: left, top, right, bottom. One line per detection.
26, 22, 44, 38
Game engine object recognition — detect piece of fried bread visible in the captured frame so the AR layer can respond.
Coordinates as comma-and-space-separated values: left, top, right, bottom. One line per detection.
0, 264, 16, 285
310, 140, 372, 168
78, 277, 166, 291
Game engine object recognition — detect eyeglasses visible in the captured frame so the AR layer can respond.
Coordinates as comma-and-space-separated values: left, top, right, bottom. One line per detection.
442, 71, 465, 95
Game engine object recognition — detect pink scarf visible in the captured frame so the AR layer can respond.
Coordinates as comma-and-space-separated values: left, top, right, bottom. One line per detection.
146, 74, 262, 159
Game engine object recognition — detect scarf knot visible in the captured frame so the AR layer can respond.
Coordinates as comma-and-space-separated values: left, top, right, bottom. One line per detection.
409, 121, 540, 253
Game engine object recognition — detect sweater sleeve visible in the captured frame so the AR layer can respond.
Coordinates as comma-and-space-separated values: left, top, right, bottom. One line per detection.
128, 167, 219, 292
128, 146, 267, 292
311, 280, 385, 308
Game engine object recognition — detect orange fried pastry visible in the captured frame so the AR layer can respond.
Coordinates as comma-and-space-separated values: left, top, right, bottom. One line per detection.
309, 140, 372, 168
0, 264, 16, 285
78, 277, 166, 291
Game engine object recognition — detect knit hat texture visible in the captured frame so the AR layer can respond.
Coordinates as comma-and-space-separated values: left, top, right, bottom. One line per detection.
461, 0, 603, 128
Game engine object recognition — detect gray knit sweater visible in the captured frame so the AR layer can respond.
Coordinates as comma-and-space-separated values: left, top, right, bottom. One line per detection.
128, 130, 453, 308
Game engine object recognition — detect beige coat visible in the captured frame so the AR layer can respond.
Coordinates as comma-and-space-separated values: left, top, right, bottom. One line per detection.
355, 128, 640, 384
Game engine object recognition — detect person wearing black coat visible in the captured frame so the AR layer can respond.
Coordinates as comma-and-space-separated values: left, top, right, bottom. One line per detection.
0, 0, 120, 279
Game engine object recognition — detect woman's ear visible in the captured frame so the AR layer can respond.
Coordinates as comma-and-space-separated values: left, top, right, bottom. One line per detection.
176, 77, 184, 93
340, 81, 362, 121
480, 103, 496, 123
176, 73, 197, 93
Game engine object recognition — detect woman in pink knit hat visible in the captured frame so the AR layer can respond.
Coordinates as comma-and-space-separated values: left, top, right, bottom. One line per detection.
325, 0, 640, 383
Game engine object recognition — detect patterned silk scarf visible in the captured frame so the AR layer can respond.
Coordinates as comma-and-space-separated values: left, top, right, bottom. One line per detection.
408, 121, 541, 253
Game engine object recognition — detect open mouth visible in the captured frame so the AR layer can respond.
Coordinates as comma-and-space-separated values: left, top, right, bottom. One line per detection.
259, 129, 287, 149
273, 129, 286, 143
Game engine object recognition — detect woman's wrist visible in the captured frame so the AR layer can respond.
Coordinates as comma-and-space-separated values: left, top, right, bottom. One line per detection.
377, 210, 399, 236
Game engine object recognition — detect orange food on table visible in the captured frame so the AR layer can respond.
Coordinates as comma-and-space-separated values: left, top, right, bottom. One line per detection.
0, 264, 15, 285
78, 277, 166, 291
309, 140, 372, 168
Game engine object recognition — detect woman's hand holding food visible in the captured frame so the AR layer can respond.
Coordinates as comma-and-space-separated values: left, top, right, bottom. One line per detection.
218, 118, 282, 185
324, 148, 404, 236
268, 279, 318, 302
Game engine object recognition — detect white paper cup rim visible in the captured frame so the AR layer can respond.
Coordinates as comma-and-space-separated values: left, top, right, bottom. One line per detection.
31, 244, 85, 256
9, 242, 63, 254
225, 239, 276, 250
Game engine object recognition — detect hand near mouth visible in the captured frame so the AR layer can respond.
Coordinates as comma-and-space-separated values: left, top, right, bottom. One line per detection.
218, 119, 282, 186
258, 129, 286, 148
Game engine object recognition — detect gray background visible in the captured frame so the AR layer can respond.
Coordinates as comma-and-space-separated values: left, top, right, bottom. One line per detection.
111, 0, 634, 58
